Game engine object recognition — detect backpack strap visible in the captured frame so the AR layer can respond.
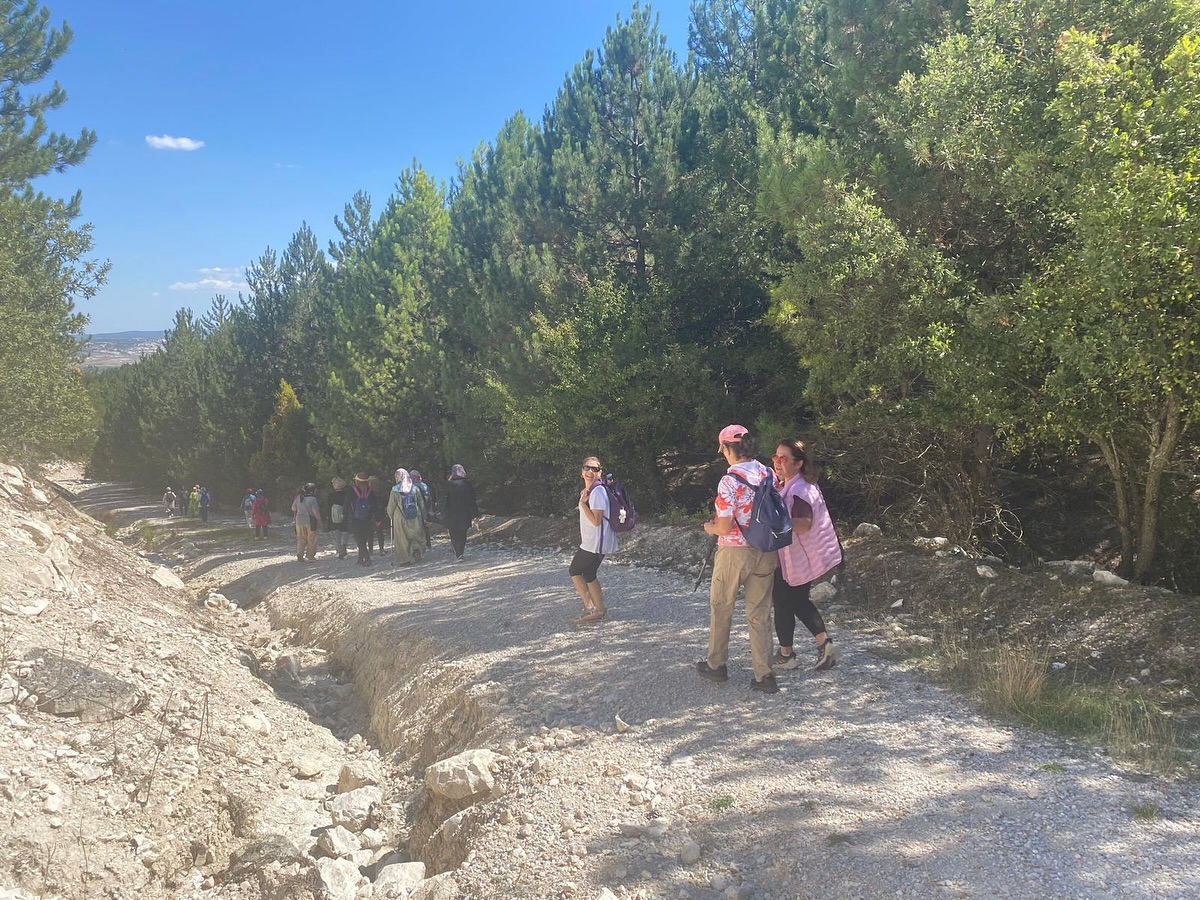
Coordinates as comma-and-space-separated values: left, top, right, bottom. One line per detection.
723, 471, 755, 536
588, 482, 607, 558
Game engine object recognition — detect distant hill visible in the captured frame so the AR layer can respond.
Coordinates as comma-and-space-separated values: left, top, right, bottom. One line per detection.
87, 330, 166, 341
83, 331, 165, 370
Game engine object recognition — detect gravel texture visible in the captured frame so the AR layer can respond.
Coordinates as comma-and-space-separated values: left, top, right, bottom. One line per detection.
4, 469, 1198, 900
213, 534, 1200, 899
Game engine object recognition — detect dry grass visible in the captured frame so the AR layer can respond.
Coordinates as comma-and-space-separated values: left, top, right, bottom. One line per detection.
937, 629, 1182, 774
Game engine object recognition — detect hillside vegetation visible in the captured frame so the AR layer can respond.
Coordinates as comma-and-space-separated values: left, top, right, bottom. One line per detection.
6, 0, 1197, 588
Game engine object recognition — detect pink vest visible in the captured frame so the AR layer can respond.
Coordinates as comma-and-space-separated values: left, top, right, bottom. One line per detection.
777, 475, 842, 587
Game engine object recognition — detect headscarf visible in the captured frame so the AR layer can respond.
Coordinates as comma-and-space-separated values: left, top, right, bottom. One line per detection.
393, 468, 413, 492
410, 470, 423, 483
450, 464, 466, 480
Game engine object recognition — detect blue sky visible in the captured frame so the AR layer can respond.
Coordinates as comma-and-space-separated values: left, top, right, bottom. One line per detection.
40, 1, 693, 333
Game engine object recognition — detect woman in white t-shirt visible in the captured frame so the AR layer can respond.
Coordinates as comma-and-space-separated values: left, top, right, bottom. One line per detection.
569, 455, 617, 623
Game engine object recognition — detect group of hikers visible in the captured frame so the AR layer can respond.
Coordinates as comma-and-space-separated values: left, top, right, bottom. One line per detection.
160, 485, 212, 522
572, 426, 841, 695
234, 466, 480, 568
161, 426, 839, 695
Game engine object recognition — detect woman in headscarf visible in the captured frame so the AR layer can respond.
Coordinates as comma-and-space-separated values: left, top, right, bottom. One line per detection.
386, 467, 427, 565
443, 464, 479, 562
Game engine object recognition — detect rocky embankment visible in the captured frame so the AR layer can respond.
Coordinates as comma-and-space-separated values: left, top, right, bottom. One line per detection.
2, 466, 1199, 900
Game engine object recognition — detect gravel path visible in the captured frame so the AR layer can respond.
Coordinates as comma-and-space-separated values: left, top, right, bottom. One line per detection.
224, 533, 1200, 900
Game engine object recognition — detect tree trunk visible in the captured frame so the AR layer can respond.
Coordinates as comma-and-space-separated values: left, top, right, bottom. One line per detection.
1132, 388, 1184, 581
1094, 433, 1136, 576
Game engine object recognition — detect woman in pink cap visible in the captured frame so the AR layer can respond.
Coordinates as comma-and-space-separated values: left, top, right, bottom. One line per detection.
697, 425, 779, 693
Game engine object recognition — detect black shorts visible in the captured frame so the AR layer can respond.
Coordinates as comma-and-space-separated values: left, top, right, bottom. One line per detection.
568, 548, 603, 583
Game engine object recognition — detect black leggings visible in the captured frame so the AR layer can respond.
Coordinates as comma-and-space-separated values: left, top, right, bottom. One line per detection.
353, 522, 373, 562
448, 524, 469, 558
773, 568, 828, 648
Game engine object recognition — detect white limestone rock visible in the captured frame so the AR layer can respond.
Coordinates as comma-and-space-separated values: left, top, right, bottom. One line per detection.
150, 567, 186, 591
425, 749, 498, 801
317, 825, 360, 859
338, 760, 381, 794
330, 785, 382, 831
374, 861, 426, 898
1093, 569, 1129, 587
316, 857, 363, 900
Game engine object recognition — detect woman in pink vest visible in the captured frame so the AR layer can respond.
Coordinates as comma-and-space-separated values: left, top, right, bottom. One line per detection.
772, 438, 842, 670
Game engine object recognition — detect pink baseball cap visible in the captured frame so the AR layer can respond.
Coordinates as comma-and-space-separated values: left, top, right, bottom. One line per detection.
717, 424, 749, 449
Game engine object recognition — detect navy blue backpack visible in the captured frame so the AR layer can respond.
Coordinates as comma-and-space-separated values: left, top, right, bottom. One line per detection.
726, 471, 793, 552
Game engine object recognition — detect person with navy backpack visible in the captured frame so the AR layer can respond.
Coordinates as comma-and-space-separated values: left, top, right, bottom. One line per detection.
349, 473, 375, 566
697, 425, 782, 694
569, 455, 619, 623
386, 468, 427, 566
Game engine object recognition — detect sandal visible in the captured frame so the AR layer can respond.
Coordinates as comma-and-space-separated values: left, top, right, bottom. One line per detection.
576, 608, 607, 624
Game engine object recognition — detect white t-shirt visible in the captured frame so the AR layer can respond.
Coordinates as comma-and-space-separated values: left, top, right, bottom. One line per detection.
580, 484, 619, 555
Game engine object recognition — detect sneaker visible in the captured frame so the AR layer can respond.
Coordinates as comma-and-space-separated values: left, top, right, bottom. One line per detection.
814, 640, 839, 671
696, 660, 729, 682
751, 673, 780, 694
771, 649, 801, 670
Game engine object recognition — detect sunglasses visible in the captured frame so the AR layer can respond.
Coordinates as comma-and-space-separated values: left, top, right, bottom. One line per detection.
582, 465, 602, 473
772, 454, 797, 463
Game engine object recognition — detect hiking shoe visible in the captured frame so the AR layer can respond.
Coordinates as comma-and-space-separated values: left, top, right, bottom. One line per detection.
814, 640, 839, 671
751, 673, 780, 694
771, 649, 801, 670
696, 660, 728, 682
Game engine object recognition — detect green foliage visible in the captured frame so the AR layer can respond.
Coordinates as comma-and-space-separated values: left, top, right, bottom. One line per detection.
313, 166, 449, 480
251, 380, 311, 495
0, 0, 106, 463
83, 0, 1200, 587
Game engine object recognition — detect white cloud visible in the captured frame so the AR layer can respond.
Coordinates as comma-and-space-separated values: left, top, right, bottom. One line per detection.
169, 266, 247, 293
145, 134, 205, 151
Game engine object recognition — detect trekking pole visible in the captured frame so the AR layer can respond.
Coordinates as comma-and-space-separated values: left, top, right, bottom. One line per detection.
693, 535, 718, 592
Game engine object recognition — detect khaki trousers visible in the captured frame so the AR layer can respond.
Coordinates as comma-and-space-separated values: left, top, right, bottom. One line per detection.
295, 524, 318, 560
707, 544, 777, 681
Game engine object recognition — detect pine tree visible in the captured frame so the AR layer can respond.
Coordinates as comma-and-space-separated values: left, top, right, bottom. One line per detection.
0, 0, 106, 462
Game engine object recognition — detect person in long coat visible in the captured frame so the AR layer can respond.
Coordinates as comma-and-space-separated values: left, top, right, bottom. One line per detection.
443, 464, 479, 561
386, 468, 426, 565
368, 475, 389, 553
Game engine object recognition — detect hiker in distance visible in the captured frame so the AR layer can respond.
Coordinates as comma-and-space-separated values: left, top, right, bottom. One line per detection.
772, 439, 841, 671
369, 475, 389, 554
697, 425, 780, 694
291, 482, 322, 562
162, 486, 177, 518
570, 455, 617, 624
326, 477, 352, 560
251, 488, 272, 539
349, 474, 375, 566
387, 468, 427, 566
241, 489, 255, 529
443, 463, 479, 562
